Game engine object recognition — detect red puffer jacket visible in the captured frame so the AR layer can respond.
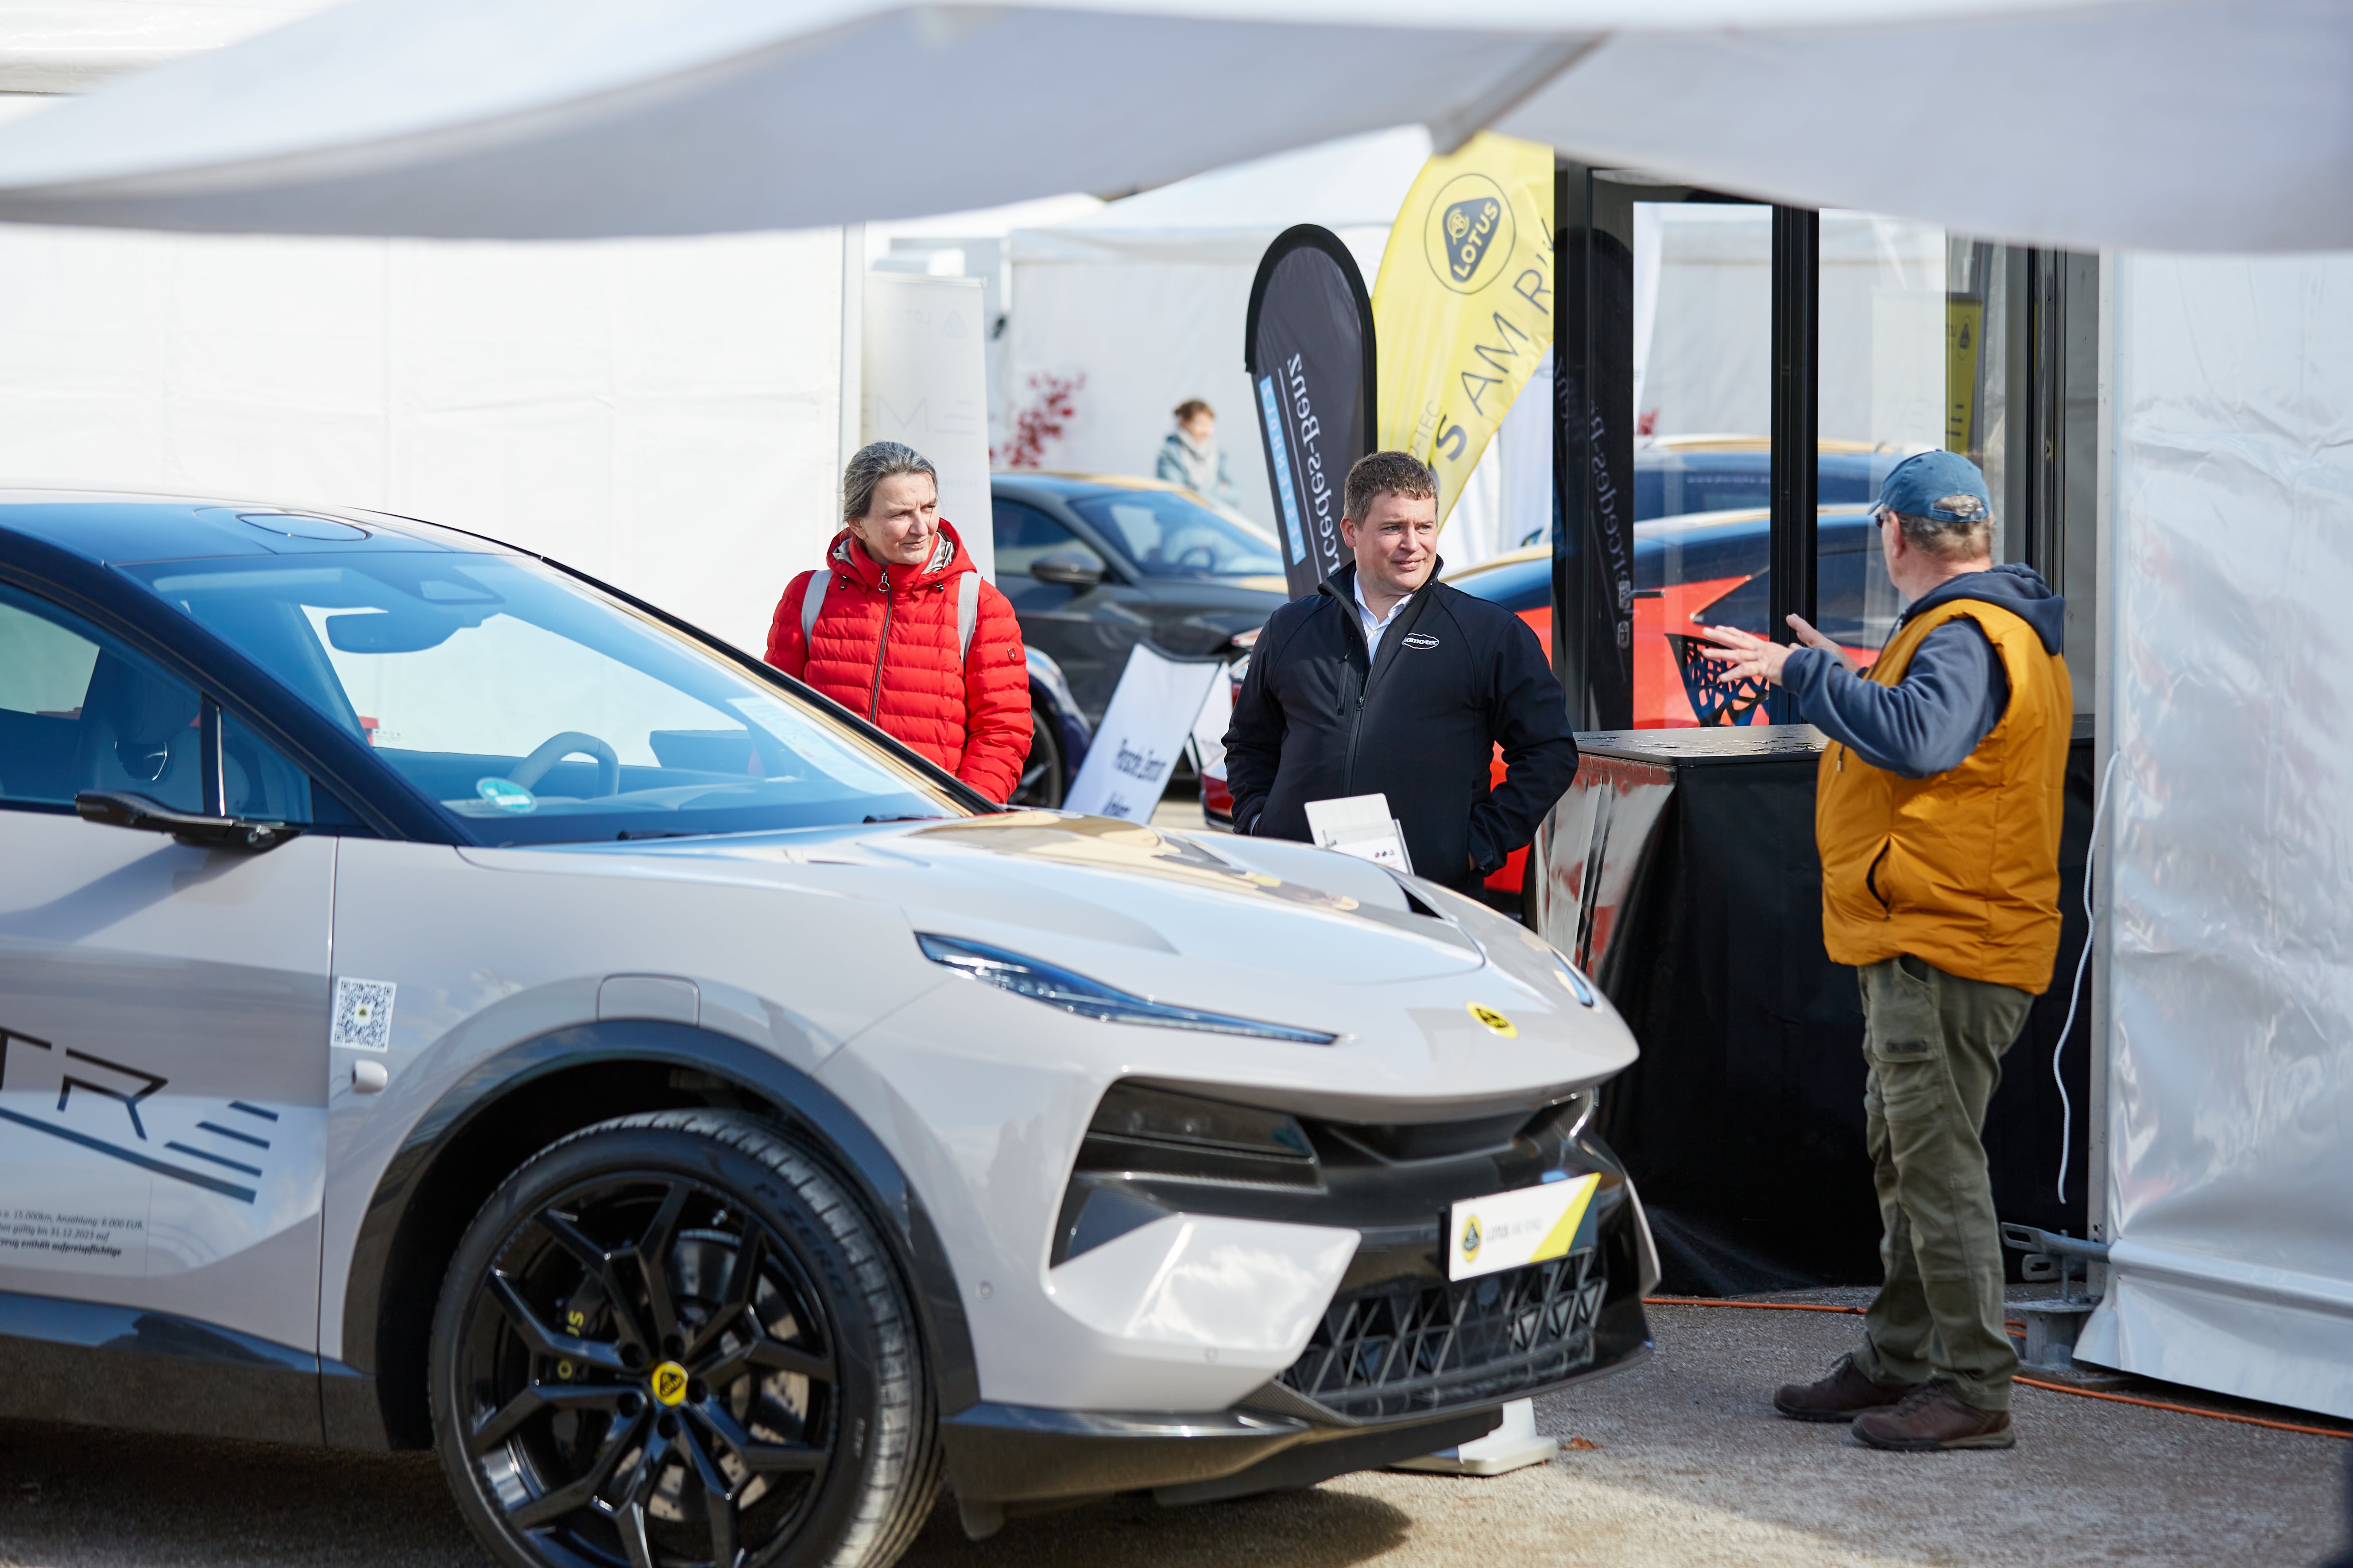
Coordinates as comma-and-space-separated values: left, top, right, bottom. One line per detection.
765, 519, 1030, 802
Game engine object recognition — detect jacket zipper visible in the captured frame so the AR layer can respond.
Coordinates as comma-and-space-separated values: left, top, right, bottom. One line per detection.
868, 579, 893, 722
1341, 611, 1371, 793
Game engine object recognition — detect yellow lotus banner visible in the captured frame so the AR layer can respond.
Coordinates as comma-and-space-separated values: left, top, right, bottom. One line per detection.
1370, 132, 1555, 528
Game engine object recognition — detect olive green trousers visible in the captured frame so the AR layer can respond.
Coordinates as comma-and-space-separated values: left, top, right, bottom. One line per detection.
1849, 953, 2034, 1412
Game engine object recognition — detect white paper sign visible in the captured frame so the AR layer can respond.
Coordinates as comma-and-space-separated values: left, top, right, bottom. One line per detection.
1066, 645, 1223, 823
863, 273, 994, 581
1304, 792, 1412, 873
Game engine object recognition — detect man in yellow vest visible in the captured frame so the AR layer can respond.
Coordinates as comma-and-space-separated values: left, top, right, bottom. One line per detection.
1699, 451, 2069, 1452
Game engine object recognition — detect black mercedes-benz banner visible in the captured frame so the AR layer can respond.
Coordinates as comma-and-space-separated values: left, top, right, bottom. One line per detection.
1244, 225, 1376, 600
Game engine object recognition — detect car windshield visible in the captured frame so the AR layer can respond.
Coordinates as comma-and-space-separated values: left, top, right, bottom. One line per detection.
1068, 488, 1284, 579
123, 553, 967, 844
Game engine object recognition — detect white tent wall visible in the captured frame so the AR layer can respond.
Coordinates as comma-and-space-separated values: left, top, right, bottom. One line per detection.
2077, 250, 2353, 1420
0, 221, 847, 653
1004, 251, 1299, 523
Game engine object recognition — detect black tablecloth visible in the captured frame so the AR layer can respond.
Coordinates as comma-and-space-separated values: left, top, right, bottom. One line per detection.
1541, 724, 2094, 1294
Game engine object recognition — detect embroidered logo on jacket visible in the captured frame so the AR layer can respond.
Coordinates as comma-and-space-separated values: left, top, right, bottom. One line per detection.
1401, 632, 1441, 650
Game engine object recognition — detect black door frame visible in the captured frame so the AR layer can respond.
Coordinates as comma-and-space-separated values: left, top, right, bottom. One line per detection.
1552, 162, 2073, 730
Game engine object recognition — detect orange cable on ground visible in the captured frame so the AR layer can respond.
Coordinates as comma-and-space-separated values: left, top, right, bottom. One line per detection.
2012, 1376, 2353, 1440
1642, 1295, 2353, 1441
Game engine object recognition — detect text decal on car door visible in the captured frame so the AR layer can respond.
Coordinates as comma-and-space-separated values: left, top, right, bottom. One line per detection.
0, 1024, 265, 1203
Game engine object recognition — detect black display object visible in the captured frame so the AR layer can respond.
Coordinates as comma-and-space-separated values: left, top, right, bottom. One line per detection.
1544, 724, 2095, 1294
1244, 225, 1375, 600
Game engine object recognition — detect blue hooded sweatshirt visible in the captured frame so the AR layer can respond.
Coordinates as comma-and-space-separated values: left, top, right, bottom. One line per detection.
1782, 563, 2065, 779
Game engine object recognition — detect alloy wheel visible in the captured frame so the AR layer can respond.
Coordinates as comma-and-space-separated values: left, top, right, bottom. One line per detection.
453, 1172, 837, 1568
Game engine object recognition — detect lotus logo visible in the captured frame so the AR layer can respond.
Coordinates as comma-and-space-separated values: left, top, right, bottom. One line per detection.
1423, 174, 1516, 295
1460, 1213, 1483, 1261
1467, 1002, 1517, 1038
650, 1360, 690, 1407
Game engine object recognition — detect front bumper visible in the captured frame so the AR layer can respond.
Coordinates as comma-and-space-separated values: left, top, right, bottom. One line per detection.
944, 1089, 1657, 1507
940, 1400, 1505, 1516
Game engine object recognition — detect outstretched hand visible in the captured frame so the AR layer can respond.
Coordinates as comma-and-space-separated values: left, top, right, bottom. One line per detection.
1695, 614, 1851, 687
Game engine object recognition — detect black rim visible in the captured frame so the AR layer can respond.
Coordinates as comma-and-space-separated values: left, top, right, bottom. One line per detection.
456, 1173, 839, 1568
1013, 706, 1063, 808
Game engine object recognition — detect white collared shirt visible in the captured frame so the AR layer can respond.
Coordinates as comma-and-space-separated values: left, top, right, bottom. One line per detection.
1354, 573, 1413, 663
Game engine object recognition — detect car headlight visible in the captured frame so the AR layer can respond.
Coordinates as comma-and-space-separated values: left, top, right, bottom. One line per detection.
916, 933, 1337, 1045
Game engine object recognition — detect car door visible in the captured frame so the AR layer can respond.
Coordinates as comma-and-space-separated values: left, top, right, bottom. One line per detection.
0, 579, 333, 1363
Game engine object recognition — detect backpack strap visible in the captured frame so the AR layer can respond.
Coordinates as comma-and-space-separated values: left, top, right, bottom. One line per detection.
957, 572, 981, 666
800, 570, 829, 649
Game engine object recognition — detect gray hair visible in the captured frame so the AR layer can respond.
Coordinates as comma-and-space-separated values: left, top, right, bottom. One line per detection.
1892, 508, 1994, 563
842, 441, 938, 524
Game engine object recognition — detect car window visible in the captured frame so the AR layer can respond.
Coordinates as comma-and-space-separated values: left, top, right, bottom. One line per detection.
993, 499, 1103, 610
124, 554, 968, 845
1068, 489, 1283, 579
0, 582, 204, 813
0, 582, 361, 826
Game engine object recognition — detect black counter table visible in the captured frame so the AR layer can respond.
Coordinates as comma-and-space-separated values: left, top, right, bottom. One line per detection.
1531, 722, 2095, 1294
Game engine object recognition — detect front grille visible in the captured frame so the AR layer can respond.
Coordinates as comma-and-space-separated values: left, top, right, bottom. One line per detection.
1277, 1249, 1608, 1421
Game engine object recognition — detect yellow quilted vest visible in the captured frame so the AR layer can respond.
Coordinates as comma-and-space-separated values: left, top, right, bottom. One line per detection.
1815, 598, 2071, 992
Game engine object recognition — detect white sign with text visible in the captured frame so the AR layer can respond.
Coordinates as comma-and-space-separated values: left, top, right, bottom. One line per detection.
1065, 645, 1223, 823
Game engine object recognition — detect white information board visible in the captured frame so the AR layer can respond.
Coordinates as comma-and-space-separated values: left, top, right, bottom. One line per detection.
863, 272, 994, 581
1065, 645, 1223, 823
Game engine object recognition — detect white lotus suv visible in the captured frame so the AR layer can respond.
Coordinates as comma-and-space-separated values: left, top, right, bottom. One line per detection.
0, 491, 1658, 1568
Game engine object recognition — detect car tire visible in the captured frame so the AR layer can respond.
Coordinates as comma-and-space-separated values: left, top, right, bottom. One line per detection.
430, 1110, 939, 1568
1010, 699, 1064, 809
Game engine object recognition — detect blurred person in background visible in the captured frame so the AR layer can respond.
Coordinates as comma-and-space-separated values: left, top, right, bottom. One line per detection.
766, 441, 1029, 801
1156, 398, 1241, 509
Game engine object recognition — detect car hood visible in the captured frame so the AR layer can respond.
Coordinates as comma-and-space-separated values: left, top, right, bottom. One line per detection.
461, 812, 1484, 988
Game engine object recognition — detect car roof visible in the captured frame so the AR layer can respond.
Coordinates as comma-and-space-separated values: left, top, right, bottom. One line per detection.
1637, 436, 1891, 456
993, 470, 1202, 501
1443, 506, 1882, 593
0, 487, 511, 565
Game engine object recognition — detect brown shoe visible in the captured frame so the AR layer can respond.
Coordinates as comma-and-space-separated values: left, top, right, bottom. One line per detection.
1852, 1379, 2016, 1451
1773, 1353, 1918, 1423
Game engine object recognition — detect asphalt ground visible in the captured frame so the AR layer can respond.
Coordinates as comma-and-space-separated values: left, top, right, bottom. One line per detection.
3, 1290, 2345, 1568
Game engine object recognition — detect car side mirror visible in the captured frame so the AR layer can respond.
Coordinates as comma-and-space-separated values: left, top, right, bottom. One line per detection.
1029, 550, 1104, 588
75, 791, 302, 854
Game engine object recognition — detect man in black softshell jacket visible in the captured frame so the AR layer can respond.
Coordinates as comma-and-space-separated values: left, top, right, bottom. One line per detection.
1222, 451, 1579, 893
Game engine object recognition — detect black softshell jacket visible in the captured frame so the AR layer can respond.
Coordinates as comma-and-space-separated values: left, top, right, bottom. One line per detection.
1222, 563, 1579, 889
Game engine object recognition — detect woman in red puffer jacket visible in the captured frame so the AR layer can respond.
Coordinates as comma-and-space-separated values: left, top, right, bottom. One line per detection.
765, 442, 1030, 802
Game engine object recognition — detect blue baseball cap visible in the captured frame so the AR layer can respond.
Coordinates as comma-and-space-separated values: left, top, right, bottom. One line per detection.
1871, 450, 1992, 526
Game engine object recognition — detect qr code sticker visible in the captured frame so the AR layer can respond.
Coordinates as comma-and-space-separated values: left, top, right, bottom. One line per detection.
331, 977, 396, 1051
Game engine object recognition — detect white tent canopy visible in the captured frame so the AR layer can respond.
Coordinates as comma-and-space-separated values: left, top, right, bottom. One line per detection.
0, 0, 329, 92
0, 0, 2341, 252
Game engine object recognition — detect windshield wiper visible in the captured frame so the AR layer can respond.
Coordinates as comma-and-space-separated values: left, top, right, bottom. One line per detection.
613, 828, 704, 841
863, 813, 943, 824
